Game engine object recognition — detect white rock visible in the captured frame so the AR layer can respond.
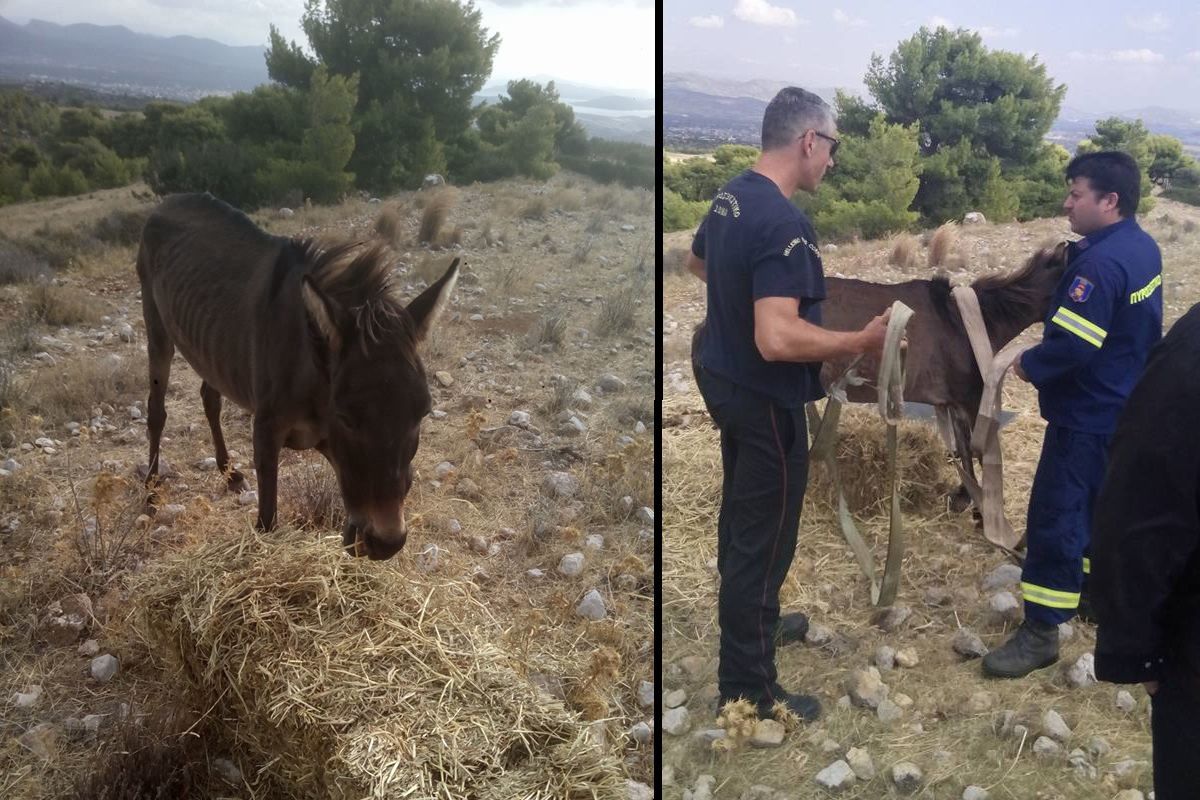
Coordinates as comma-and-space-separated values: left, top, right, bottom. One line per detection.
964, 211, 987, 225
963, 786, 989, 800
77, 639, 99, 656
664, 689, 687, 708
238, 490, 258, 506
895, 647, 920, 668
982, 562, 1023, 591
628, 724, 652, 745
446, 518, 462, 535
11, 685, 43, 708
844, 666, 888, 708
597, 374, 626, 393
1033, 736, 1062, 757
845, 747, 875, 780
90, 654, 119, 683
435, 371, 454, 387
662, 706, 691, 736
508, 410, 532, 428
877, 698, 903, 724
415, 544, 444, 572
1116, 689, 1137, 713
157, 503, 186, 525
558, 552, 585, 577
541, 471, 579, 499
953, 628, 988, 658
584, 534, 605, 550
750, 719, 785, 747
1043, 709, 1072, 742
875, 645, 896, 671
434, 461, 456, 479
806, 623, 834, 646
576, 589, 607, 620
814, 760, 856, 792
989, 591, 1020, 616
891, 762, 923, 793
637, 681, 654, 708
526, 568, 545, 579
634, 421, 646, 434
1065, 652, 1096, 689
636, 506, 654, 525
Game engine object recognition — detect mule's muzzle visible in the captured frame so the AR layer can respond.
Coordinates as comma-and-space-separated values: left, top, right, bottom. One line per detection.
342, 520, 407, 561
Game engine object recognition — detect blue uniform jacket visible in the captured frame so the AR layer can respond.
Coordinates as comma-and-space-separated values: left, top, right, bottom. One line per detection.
1020, 217, 1163, 434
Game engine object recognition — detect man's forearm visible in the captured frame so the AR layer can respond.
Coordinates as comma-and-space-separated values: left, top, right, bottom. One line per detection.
758, 315, 867, 362
686, 253, 706, 282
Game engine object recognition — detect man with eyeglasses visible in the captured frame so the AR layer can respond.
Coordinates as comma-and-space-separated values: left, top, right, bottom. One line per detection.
685, 86, 890, 724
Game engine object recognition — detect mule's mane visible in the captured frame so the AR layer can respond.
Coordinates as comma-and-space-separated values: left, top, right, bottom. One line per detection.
969, 247, 1057, 330
300, 239, 415, 347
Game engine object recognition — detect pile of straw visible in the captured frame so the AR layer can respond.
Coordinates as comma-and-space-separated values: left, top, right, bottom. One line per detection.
806, 408, 957, 516
133, 527, 624, 799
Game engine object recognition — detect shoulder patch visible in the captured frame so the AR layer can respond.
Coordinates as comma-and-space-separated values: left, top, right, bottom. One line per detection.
1068, 276, 1094, 303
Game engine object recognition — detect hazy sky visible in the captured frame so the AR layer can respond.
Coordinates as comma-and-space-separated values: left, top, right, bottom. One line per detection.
664, 0, 1200, 113
0, 0, 654, 96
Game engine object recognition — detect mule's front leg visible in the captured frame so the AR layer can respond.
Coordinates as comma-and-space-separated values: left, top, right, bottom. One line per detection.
252, 415, 281, 531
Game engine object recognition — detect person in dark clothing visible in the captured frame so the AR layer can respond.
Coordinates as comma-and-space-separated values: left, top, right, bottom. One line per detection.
684, 86, 889, 722
983, 151, 1162, 679
1092, 301, 1200, 799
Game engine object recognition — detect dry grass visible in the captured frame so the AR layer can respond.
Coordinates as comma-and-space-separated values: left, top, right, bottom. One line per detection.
414, 253, 457, 287
521, 196, 549, 221
28, 283, 101, 327
551, 188, 585, 213
132, 527, 627, 799
928, 222, 959, 268
589, 186, 620, 210
372, 203, 407, 248
888, 233, 920, 270
595, 283, 641, 338
0, 239, 51, 285
23, 351, 145, 428
528, 313, 568, 350
418, 188, 457, 245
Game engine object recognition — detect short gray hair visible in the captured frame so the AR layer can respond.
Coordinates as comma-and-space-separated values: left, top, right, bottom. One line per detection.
761, 87, 835, 151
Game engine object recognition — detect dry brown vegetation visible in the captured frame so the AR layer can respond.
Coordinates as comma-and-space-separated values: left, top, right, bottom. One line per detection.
0, 174, 654, 799
661, 197, 1200, 799
888, 233, 920, 270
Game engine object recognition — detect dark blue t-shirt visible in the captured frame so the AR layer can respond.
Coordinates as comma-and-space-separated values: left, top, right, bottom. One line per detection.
692, 169, 826, 408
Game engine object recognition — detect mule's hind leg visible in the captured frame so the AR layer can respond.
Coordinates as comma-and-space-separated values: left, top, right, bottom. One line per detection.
142, 292, 174, 500
948, 407, 982, 521
200, 381, 249, 493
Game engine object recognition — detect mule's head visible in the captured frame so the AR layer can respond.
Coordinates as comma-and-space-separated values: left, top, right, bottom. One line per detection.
302, 255, 459, 560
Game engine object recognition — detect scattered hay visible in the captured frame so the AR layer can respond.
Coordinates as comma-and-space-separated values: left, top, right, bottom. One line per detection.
24, 351, 145, 428
889, 233, 920, 270
928, 222, 959, 268
418, 188, 457, 245
805, 408, 957, 516
133, 528, 625, 799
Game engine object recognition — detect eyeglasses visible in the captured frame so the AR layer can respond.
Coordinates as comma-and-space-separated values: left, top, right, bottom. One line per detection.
812, 131, 840, 158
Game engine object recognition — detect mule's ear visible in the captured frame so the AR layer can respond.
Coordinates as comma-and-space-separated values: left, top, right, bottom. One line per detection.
1052, 240, 1070, 266
407, 257, 459, 341
302, 276, 343, 353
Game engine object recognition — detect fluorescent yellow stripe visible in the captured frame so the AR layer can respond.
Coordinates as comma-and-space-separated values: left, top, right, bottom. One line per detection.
1055, 306, 1107, 337
1021, 581, 1081, 610
1130, 274, 1162, 304
1082, 557, 1091, 575
1051, 311, 1104, 348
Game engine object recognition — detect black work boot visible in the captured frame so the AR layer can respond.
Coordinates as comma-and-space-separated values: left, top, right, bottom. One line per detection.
774, 611, 810, 646
981, 619, 1060, 678
718, 684, 822, 723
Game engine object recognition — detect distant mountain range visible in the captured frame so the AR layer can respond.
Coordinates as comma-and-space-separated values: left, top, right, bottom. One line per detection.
0, 16, 653, 144
0, 16, 269, 100
664, 71, 1200, 155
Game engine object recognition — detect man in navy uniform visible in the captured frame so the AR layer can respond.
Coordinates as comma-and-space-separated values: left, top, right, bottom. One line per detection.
983, 151, 1163, 678
685, 87, 890, 720
1091, 302, 1200, 799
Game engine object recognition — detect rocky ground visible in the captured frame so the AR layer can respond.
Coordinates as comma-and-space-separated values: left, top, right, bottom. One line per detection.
0, 175, 655, 798
661, 198, 1200, 800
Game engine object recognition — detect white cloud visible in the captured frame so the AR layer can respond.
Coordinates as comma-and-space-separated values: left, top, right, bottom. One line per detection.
689, 14, 723, 28
1113, 48, 1166, 62
734, 0, 802, 27
928, 15, 954, 30
833, 8, 866, 27
978, 25, 1019, 38
1068, 49, 1165, 64
1126, 12, 1170, 33
1187, 51, 1200, 62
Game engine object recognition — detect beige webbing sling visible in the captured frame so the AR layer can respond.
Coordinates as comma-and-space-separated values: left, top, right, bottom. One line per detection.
949, 285, 1028, 551
806, 301, 914, 607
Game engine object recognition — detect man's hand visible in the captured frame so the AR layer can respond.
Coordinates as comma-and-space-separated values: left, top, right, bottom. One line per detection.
858, 308, 891, 357
1144, 680, 1159, 696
